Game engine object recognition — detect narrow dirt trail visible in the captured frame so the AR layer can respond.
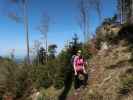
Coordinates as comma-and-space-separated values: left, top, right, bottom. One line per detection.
66, 92, 82, 100
66, 95, 79, 100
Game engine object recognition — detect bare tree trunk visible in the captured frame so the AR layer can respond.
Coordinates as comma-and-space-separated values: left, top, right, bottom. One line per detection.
131, 0, 133, 23
83, 10, 87, 43
37, 13, 50, 63
23, 0, 30, 64
78, 0, 90, 50
45, 32, 48, 63
78, 0, 101, 45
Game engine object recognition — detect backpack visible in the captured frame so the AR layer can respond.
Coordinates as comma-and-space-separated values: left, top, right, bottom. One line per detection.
75, 56, 85, 66
71, 55, 76, 65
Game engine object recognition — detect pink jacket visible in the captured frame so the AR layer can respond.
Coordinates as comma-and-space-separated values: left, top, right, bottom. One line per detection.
73, 56, 85, 72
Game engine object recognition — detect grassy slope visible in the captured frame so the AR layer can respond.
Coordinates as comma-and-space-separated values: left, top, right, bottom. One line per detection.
81, 42, 133, 100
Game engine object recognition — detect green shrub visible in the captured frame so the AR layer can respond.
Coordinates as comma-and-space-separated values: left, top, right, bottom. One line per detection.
53, 77, 64, 89
0, 59, 33, 99
30, 58, 65, 89
0, 58, 18, 96
15, 64, 32, 98
30, 64, 53, 89
119, 75, 133, 95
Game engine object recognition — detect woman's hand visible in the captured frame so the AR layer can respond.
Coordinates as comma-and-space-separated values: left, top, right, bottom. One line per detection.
83, 70, 87, 74
75, 71, 77, 76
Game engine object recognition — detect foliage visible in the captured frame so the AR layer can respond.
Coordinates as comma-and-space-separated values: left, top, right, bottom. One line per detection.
118, 24, 133, 43
82, 43, 92, 59
0, 58, 18, 96
31, 58, 65, 89
30, 64, 52, 89
48, 44, 57, 59
119, 72, 133, 95
37, 47, 46, 64
0, 34, 92, 99
37, 88, 60, 100
31, 44, 75, 90
0, 58, 32, 99
96, 15, 120, 47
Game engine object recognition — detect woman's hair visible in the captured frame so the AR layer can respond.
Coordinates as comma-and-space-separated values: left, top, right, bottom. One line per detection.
77, 50, 82, 53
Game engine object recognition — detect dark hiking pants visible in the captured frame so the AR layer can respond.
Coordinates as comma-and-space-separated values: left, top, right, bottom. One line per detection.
74, 71, 88, 89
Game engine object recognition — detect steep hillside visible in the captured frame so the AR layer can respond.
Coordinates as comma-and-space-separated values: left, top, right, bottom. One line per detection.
29, 24, 133, 100
80, 25, 133, 100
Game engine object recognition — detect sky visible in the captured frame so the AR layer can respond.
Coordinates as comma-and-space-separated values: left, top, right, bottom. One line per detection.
0, 0, 117, 58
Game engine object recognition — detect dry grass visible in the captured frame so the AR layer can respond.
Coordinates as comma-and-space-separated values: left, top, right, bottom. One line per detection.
81, 42, 133, 100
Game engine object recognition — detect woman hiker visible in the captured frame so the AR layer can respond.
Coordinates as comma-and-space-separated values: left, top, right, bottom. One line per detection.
73, 50, 88, 95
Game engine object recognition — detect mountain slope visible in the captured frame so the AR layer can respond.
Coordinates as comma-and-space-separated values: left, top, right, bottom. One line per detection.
81, 40, 133, 100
